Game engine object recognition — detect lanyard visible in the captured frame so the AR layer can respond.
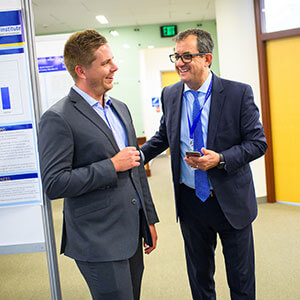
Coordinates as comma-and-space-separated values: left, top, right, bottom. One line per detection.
186, 76, 213, 140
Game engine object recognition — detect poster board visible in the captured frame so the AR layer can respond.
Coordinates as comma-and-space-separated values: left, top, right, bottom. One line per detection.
0, 0, 61, 298
0, 0, 45, 254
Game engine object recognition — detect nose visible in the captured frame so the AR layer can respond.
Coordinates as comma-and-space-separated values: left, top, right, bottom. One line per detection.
175, 57, 185, 68
111, 61, 118, 73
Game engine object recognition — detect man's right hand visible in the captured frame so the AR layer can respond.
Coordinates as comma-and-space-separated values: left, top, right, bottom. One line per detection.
111, 147, 140, 172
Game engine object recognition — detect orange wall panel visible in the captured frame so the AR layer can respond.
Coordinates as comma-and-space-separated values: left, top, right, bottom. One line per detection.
266, 36, 300, 203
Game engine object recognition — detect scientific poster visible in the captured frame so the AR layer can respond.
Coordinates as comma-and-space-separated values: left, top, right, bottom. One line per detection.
0, 9, 43, 207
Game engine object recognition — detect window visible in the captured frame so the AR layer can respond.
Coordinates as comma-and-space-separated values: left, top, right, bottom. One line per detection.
262, 0, 300, 33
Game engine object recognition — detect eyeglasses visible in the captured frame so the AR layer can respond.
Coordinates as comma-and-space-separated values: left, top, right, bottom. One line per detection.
169, 53, 207, 63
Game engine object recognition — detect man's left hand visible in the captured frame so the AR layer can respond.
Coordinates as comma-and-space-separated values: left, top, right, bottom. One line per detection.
144, 224, 157, 255
184, 148, 219, 171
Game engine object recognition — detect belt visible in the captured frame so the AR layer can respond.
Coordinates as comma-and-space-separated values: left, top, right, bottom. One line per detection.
209, 190, 215, 198
180, 184, 216, 198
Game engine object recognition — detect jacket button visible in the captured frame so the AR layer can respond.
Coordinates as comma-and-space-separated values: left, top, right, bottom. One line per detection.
131, 198, 137, 205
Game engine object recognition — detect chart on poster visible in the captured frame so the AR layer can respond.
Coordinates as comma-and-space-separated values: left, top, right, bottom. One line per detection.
0, 60, 24, 117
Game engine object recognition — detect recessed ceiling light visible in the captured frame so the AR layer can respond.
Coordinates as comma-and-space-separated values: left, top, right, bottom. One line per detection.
96, 15, 108, 24
148, 45, 154, 49
123, 44, 130, 49
110, 30, 119, 36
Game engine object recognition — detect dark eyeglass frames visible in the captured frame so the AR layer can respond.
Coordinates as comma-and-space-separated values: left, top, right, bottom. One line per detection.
169, 53, 207, 63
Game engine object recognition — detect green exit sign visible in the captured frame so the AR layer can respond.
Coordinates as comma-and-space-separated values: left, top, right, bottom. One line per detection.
160, 25, 177, 38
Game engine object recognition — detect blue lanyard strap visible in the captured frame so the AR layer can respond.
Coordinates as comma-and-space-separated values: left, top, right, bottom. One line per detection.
186, 76, 213, 139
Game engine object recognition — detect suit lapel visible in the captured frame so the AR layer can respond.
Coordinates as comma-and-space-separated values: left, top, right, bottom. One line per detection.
69, 89, 120, 152
207, 74, 225, 149
170, 82, 184, 147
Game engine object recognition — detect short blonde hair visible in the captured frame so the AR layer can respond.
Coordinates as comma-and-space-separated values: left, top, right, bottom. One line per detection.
64, 29, 107, 81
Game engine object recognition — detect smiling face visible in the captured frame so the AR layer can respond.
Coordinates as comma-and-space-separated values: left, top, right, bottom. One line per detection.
175, 35, 212, 90
76, 43, 118, 102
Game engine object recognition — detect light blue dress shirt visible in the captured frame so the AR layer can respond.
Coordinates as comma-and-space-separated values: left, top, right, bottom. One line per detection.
73, 85, 142, 209
72, 85, 128, 150
180, 71, 213, 189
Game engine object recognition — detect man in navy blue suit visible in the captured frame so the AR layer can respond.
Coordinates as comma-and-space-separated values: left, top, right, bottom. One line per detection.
141, 29, 267, 299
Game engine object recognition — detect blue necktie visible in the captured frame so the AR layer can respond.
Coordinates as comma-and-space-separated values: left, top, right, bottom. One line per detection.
191, 90, 211, 202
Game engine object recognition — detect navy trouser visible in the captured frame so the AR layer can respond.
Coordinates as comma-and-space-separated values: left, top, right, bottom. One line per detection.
179, 184, 255, 300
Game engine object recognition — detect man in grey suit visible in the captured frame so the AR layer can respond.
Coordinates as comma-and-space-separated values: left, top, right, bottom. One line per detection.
38, 29, 159, 300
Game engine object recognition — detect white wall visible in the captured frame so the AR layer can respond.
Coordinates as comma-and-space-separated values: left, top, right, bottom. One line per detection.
35, 34, 73, 112
140, 47, 175, 140
215, 0, 267, 197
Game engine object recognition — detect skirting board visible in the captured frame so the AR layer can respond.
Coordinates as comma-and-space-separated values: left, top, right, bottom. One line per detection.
0, 242, 45, 255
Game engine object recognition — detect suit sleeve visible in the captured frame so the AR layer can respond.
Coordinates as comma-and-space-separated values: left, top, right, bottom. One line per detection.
137, 159, 159, 224
222, 85, 267, 174
141, 87, 169, 164
38, 110, 118, 199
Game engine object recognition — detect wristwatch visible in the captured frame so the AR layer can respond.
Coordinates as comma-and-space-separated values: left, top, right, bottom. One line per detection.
217, 153, 226, 169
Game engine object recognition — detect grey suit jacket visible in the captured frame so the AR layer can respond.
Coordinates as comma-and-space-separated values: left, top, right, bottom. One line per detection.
38, 88, 159, 262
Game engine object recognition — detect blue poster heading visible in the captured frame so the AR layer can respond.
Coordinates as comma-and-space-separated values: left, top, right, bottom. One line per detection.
0, 124, 33, 132
0, 173, 38, 182
0, 48, 24, 56
0, 10, 24, 45
38, 56, 67, 73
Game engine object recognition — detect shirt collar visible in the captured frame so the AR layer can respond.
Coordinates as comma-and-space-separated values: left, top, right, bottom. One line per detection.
184, 71, 212, 95
72, 85, 111, 108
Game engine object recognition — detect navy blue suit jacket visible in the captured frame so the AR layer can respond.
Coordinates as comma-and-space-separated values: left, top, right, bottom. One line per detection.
141, 74, 267, 229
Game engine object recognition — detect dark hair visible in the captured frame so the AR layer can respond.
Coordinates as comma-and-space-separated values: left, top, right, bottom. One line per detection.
174, 28, 214, 54
64, 29, 107, 81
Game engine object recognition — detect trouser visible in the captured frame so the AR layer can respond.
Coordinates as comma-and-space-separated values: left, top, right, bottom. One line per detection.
179, 184, 255, 300
75, 238, 143, 300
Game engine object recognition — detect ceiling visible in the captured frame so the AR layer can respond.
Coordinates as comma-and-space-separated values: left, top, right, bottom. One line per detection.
32, 0, 216, 35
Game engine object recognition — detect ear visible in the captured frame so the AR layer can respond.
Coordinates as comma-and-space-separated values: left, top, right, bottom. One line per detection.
75, 65, 86, 79
205, 53, 213, 67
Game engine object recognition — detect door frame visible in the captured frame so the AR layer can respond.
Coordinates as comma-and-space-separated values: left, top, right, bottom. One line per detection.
253, 0, 300, 202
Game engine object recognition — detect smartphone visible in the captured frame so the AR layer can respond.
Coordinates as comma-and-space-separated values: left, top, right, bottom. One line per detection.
185, 151, 201, 157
